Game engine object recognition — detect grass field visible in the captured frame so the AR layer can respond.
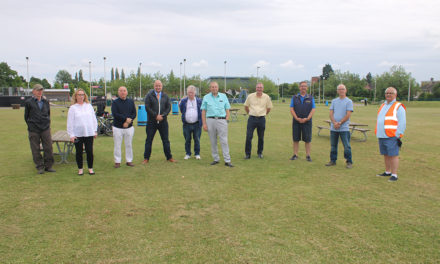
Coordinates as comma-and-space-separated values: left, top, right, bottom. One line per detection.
0, 101, 439, 263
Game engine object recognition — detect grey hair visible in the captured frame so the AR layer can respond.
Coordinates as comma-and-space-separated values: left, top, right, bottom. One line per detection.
187, 85, 197, 93
337, 84, 346, 90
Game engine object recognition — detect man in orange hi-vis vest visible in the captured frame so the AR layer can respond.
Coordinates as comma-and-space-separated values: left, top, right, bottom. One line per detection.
375, 87, 406, 182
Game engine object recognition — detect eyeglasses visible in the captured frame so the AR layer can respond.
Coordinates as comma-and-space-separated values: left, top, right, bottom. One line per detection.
385, 93, 395, 95
77, 94, 85, 96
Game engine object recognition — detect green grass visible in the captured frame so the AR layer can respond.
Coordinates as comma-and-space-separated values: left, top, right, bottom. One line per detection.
0, 101, 439, 263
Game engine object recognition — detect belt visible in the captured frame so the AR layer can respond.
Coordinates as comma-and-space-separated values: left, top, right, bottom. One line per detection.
249, 115, 265, 118
185, 121, 199, 125
207, 116, 226, 119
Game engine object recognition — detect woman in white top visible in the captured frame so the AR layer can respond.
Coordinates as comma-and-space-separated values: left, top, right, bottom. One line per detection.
67, 89, 97, 175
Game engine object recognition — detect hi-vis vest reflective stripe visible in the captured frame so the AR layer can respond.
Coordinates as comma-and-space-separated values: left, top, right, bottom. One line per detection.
375, 101, 406, 138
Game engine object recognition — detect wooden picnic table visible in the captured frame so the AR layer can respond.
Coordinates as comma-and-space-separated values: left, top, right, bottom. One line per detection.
52, 130, 74, 163
229, 108, 240, 122
317, 120, 370, 142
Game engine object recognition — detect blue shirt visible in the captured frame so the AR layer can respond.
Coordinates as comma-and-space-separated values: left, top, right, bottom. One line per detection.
290, 94, 316, 108
330, 97, 353, 132
201, 92, 231, 117
154, 91, 162, 101
376, 99, 406, 138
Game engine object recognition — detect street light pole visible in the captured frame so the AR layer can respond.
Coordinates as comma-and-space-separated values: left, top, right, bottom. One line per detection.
103, 57, 107, 97
318, 78, 321, 104
26, 57, 29, 95
257, 66, 260, 82
179, 62, 182, 99
139, 62, 142, 99
224, 60, 227, 93
183, 59, 186, 96
89, 61, 92, 103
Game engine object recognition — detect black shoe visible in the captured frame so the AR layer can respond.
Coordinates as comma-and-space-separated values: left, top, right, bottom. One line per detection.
325, 161, 336, 166
258, 154, 263, 159
45, 168, 56, 172
210, 161, 219, 165
290, 155, 298, 160
306, 156, 312, 162
244, 154, 250, 159
37, 169, 45, 174
225, 162, 234, 167
388, 175, 398, 182
376, 172, 391, 177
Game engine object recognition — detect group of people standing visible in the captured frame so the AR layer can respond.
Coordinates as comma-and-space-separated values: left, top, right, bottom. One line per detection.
24, 80, 406, 182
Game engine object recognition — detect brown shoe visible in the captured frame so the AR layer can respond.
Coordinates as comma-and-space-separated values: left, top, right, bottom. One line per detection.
126, 162, 135, 167
114, 163, 121, 168
142, 159, 149, 164
167, 158, 177, 163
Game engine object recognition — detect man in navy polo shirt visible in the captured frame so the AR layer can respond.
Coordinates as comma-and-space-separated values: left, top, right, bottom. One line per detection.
290, 81, 316, 162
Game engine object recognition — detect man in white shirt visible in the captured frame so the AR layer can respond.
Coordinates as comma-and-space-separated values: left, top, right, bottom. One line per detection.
179, 85, 203, 160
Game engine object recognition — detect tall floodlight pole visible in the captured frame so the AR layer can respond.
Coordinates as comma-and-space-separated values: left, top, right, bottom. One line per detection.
89, 61, 92, 103
103, 57, 107, 97
26, 57, 29, 95
408, 78, 411, 102
277, 78, 280, 102
318, 78, 321, 104
183, 58, 186, 96
257, 66, 260, 82
322, 79, 325, 103
179, 62, 182, 99
374, 78, 377, 103
139, 62, 142, 99
224, 60, 227, 93
199, 75, 202, 96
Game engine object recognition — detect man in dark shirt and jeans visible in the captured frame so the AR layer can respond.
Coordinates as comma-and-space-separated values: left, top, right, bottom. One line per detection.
24, 84, 55, 174
111, 86, 137, 168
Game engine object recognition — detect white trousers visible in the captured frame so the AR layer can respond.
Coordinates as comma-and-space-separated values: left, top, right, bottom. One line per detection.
113, 126, 134, 163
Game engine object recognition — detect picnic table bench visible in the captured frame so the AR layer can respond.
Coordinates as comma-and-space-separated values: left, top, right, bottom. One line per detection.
229, 108, 239, 122
51, 130, 74, 163
317, 120, 371, 142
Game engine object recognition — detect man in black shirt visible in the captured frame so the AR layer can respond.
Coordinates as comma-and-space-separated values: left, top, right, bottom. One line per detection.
111, 86, 137, 168
24, 84, 55, 174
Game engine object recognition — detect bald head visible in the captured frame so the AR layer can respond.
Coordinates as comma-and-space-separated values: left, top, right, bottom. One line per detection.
118, 86, 128, 100
154, 80, 163, 93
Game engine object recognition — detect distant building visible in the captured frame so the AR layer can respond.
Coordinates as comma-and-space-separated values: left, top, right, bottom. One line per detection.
42, 89, 71, 102
420, 78, 439, 94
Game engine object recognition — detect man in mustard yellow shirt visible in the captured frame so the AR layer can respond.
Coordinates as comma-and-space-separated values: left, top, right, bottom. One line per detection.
244, 82, 273, 159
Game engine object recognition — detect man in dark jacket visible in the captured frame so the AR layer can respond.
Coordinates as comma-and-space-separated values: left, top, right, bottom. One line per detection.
143, 80, 176, 163
179, 85, 202, 160
24, 84, 55, 174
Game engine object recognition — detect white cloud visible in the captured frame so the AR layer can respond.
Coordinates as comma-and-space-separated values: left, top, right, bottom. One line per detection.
253, 60, 270, 68
192, 59, 208, 67
146, 62, 162, 68
280, 60, 304, 69
378, 61, 414, 68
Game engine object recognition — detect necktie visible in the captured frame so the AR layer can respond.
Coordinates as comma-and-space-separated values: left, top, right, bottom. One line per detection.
156, 93, 160, 101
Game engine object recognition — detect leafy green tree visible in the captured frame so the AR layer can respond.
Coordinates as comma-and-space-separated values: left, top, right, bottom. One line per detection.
78, 70, 84, 82
366, 72, 373, 85
115, 68, 120, 80
121, 69, 125, 80
0, 62, 23, 87
55, 70, 72, 85
375, 66, 419, 100
322, 64, 334, 80
111, 68, 114, 81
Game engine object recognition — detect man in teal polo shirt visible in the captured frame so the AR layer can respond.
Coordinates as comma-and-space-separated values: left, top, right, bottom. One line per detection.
201, 81, 234, 167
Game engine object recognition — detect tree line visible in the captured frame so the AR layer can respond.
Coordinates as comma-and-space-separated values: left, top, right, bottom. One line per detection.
1, 61, 427, 101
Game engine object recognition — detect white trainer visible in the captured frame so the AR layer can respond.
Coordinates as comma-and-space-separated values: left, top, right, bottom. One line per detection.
195, 155, 201, 160
184, 155, 191, 160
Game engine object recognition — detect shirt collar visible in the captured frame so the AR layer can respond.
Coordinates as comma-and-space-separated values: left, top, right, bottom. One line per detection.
386, 99, 396, 105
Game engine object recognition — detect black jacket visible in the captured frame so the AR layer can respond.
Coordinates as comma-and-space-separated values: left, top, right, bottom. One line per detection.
24, 97, 51, 132
111, 97, 137, 128
144, 90, 171, 123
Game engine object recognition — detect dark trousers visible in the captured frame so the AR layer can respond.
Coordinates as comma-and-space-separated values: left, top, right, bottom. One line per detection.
183, 122, 201, 156
330, 131, 352, 163
245, 116, 266, 155
74, 136, 94, 169
28, 129, 54, 170
144, 121, 172, 160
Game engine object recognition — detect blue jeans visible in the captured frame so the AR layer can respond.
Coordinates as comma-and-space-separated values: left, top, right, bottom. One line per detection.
330, 131, 352, 163
183, 122, 201, 156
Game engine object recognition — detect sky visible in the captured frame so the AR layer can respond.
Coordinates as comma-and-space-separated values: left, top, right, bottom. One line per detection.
1, 0, 439, 85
